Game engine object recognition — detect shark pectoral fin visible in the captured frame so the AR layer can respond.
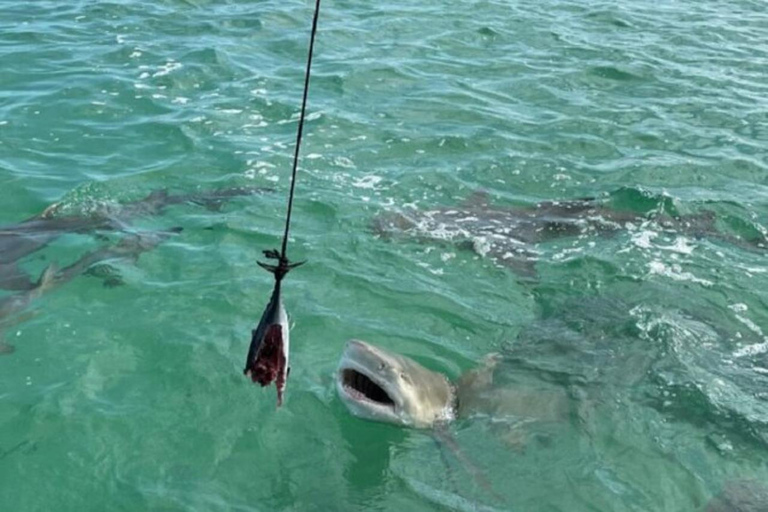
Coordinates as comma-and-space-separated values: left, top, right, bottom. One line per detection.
36, 263, 59, 292
200, 199, 224, 212
85, 264, 125, 288
0, 263, 36, 291
432, 427, 506, 505
145, 189, 169, 202
183, 196, 225, 212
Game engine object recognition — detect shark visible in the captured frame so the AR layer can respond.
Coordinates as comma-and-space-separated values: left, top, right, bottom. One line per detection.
0, 228, 182, 355
0, 186, 270, 291
336, 338, 768, 511
372, 192, 766, 279
336, 338, 566, 504
336, 339, 571, 435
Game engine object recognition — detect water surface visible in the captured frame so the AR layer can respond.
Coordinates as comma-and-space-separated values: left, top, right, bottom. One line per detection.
1, 0, 767, 510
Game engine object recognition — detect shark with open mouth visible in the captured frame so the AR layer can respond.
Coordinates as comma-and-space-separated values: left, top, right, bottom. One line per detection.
337, 339, 456, 428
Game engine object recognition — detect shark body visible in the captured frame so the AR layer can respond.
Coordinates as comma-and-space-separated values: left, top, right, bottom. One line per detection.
0, 186, 269, 291
0, 228, 181, 354
373, 192, 765, 278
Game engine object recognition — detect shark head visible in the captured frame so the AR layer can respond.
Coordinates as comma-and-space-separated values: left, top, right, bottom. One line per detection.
336, 340, 455, 428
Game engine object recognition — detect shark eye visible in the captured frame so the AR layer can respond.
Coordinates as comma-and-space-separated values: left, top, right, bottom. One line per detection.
378, 363, 386, 371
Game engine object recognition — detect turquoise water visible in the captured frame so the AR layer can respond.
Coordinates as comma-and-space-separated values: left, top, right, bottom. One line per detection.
2, 0, 768, 510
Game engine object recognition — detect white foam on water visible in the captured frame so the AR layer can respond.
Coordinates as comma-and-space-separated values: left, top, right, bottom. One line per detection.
416, 261, 444, 275
734, 314, 764, 338
733, 341, 768, 358
735, 264, 768, 274
333, 156, 355, 168
632, 230, 657, 249
552, 246, 585, 261
647, 261, 713, 286
153, 61, 182, 77
657, 237, 696, 254
472, 236, 492, 257
352, 175, 382, 189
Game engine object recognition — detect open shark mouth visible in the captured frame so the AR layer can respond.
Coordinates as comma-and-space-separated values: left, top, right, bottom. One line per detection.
245, 324, 287, 404
341, 369, 395, 406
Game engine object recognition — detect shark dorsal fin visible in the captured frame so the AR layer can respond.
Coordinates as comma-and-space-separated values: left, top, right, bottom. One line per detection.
40, 202, 63, 219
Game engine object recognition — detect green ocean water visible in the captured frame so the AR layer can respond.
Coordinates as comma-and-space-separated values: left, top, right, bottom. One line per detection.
1, 0, 768, 510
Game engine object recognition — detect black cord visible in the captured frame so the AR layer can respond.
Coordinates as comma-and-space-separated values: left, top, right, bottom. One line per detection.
280, 0, 322, 261
258, 0, 320, 282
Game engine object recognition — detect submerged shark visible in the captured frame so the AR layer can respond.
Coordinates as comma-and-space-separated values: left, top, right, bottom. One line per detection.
373, 191, 766, 278
0, 228, 181, 354
0, 186, 269, 291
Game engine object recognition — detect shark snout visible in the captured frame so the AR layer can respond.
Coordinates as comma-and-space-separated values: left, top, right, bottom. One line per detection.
344, 339, 384, 358
345, 339, 371, 352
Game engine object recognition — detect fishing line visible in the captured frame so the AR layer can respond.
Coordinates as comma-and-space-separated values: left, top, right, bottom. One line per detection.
243, 0, 321, 405
258, 0, 321, 279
